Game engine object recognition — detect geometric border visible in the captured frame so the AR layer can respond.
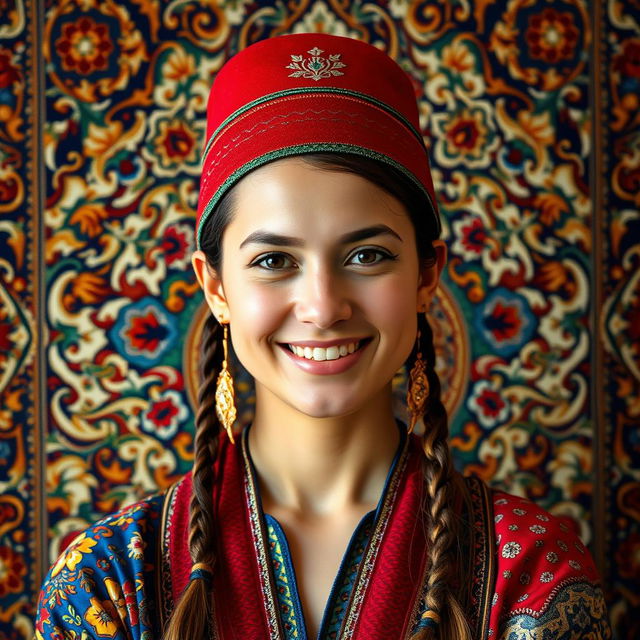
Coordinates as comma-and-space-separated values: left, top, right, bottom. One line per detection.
590, 0, 606, 584
30, 0, 47, 597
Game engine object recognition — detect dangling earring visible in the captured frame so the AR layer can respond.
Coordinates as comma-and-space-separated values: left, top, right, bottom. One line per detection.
406, 329, 430, 434
215, 323, 237, 444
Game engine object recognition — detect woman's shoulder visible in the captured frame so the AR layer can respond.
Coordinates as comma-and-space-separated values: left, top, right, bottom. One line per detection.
35, 491, 168, 640
486, 488, 611, 639
51, 491, 165, 569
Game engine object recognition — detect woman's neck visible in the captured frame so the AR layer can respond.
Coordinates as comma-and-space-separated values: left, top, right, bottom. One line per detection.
248, 388, 400, 517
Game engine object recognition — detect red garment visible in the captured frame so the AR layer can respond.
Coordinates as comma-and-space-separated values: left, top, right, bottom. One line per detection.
156, 433, 610, 639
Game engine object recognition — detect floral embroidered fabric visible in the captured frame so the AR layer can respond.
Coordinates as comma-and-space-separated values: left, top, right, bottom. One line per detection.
34, 478, 610, 639
487, 492, 611, 638
35, 496, 163, 640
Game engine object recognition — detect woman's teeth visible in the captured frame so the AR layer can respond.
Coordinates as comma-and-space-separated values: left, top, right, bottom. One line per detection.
288, 342, 359, 361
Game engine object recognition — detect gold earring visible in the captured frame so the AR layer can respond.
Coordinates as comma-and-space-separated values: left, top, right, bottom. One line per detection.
406, 330, 430, 434
215, 323, 237, 444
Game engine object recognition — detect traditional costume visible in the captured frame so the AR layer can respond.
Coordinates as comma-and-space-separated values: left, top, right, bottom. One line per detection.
35, 429, 609, 639
35, 33, 611, 639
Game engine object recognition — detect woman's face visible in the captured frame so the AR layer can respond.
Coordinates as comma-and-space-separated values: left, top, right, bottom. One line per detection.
193, 157, 444, 421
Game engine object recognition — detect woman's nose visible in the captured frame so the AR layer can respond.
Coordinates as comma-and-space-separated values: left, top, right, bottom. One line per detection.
294, 268, 352, 329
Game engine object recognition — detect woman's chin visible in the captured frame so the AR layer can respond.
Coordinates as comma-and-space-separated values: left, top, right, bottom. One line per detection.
273, 390, 366, 421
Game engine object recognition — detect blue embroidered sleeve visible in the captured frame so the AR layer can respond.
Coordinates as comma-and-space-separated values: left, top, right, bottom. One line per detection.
34, 495, 163, 640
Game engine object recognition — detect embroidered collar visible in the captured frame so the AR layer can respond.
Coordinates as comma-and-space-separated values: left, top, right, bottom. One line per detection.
240, 423, 407, 638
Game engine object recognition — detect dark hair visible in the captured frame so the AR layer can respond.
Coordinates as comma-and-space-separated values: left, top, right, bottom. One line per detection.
163, 153, 470, 640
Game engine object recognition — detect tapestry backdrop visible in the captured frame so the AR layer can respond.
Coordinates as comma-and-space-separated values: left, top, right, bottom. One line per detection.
1, 0, 639, 638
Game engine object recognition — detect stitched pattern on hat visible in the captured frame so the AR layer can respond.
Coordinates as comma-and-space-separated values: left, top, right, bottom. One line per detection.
286, 47, 346, 81
204, 92, 425, 164
204, 89, 425, 162
197, 142, 439, 249
204, 109, 419, 175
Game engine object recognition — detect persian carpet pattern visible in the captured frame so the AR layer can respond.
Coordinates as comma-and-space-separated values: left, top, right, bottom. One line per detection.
0, 0, 638, 638
0, 0, 44, 637
599, 0, 640, 637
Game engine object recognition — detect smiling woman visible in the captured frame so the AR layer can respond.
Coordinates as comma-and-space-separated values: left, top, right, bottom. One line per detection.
34, 33, 610, 640
195, 159, 433, 423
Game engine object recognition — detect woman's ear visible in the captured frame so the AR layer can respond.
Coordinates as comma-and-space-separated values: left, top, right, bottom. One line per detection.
192, 250, 229, 320
417, 240, 447, 311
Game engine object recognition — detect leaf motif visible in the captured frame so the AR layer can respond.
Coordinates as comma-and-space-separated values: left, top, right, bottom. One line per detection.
69, 204, 108, 238
79, 567, 96, 592
62, 604, 82, 626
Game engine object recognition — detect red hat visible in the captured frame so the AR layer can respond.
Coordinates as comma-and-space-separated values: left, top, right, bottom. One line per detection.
197, 33, 440, 248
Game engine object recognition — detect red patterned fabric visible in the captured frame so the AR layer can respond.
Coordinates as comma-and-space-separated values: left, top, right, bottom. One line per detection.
344, 440, 429, 637
166, 434, 434, 636
168, 437, 274, 636
488, 491, 603, 635
167, 473, 191, 604
162, 434, 609, 639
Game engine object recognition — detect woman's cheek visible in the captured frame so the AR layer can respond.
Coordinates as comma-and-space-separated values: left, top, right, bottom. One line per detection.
228, 284, 288, 335
375, 278, 418, 320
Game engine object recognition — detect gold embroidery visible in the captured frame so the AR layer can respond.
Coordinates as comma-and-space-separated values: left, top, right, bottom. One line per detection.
499, 582, 611, 639
286, 47, 346, 81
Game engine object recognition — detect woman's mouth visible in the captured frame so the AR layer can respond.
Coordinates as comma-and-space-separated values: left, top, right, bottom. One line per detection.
285, 340, 362, 361
278, 338, 371, 375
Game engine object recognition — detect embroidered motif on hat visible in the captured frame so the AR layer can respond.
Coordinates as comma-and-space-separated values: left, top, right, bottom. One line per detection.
286, 47, 346, 81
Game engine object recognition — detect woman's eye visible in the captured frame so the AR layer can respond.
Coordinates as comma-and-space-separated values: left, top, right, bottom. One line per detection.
252, 253, 294, 270
348, 248, 396, 266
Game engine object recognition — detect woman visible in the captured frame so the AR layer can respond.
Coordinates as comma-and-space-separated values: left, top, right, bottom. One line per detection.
35, 33, 610, 640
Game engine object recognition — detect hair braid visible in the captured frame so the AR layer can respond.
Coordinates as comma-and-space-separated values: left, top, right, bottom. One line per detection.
163, 313, 223, 640
411, 314, 471, 640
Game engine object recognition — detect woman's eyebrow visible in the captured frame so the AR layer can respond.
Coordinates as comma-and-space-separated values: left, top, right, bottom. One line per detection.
239, 231, 304, 249
239, 224, 402, 249
339, 224, 403, 244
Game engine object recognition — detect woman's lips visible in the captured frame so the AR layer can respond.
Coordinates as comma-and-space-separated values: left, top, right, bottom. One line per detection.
278, 338, 371, 375
286, 340, 360, 361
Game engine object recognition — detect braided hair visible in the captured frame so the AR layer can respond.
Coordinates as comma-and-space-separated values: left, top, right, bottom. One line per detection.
162, 194, 233, 640
164, 154, 471, 639
409, 314, 470, 639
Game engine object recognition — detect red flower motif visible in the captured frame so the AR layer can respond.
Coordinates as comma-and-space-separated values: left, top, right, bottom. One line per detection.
0, 545, 26, 597
0, 501, 17, 527
55, 16, 113, 75
476, 387, 507, 419
614, 40, 640, 79
162, 226, 190, 266
0, 49, 20, 89
446, 117, 480, 151
460, 217, 487, 255
526, 8, 579, 63
163, 124, 193, 158
0, 175, 19, 207
485, 302, 522, 342
147, 397, 179, 428
36, 605, 51, 633
155, 119, 198, 166
124, 311, 168, 353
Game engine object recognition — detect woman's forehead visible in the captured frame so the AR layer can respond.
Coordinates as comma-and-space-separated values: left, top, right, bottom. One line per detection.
227, 157, 413, 238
